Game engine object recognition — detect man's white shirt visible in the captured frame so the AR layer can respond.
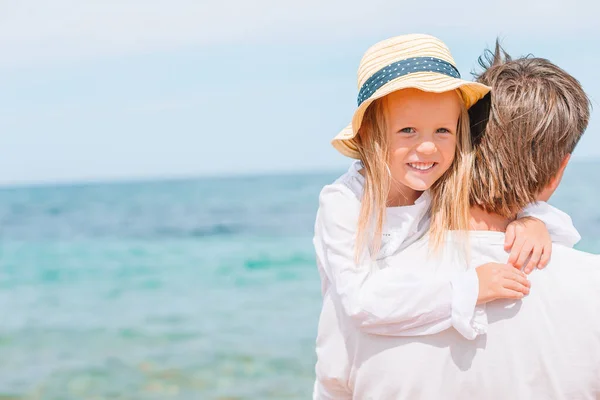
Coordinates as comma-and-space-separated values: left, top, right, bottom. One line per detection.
315, 231, 600, 399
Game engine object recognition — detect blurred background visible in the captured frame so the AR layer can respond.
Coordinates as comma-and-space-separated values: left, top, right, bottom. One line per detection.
0, 1, 598, 399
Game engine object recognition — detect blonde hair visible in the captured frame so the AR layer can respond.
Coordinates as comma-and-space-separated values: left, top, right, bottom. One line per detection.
353, 98, 390, 262
428, 101, 473, 250
352, 91, 473, 261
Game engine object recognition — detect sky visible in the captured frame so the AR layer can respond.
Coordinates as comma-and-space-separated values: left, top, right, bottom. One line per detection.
0, 0, 598, 185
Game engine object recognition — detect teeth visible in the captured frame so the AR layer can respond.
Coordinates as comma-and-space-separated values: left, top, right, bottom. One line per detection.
408, 163, 435, 171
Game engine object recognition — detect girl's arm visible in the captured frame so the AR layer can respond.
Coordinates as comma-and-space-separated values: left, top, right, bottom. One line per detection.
505, 202, 581, 273
518, 201, 580, 247
316, 185, 527, 340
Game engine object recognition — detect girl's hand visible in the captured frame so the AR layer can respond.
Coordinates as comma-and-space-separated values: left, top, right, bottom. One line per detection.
504, 217, 552, 274
476, 262, 531, 305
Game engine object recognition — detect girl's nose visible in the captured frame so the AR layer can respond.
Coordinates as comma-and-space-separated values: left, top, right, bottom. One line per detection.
416, 140, 437, 155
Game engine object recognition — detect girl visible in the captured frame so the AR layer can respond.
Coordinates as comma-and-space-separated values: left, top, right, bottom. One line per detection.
313, 34, 580, 397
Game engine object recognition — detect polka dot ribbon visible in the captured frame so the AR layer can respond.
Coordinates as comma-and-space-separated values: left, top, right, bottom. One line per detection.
357, 57, 461, 106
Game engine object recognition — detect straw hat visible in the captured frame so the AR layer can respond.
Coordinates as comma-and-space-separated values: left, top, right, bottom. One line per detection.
332, 33, 491, 159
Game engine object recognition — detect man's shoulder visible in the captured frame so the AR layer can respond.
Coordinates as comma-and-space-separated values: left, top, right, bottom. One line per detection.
529, 244, 600, 304
549, 244, 600, 268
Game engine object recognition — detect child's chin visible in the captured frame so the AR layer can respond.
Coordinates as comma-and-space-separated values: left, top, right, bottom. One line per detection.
406, 179, 433, 191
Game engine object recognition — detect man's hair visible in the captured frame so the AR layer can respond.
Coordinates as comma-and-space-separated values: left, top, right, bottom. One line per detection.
469, 42, 591, 217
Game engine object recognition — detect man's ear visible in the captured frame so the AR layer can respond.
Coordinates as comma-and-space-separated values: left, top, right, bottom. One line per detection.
536, 154, 571, 202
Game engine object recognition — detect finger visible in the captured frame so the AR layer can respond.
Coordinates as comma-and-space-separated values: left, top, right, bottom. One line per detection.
504, 269, 530, 288
504, 224, 516, 251
538, 245, 551, 269
499, 288, 527, 300
514, 242, 534, 270
508, 236, 526, 266
524, 245, 543, 274
500, 263, 527, 278
503, 280, 531, 296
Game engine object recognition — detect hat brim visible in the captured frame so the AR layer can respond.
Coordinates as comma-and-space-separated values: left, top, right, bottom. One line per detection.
332, 72, 491, 159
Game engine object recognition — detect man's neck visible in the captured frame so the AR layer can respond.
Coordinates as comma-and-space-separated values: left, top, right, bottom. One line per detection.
469, 206, 513, 232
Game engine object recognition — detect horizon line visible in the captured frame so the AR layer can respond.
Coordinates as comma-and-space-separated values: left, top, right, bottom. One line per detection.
0, 156, 598, 190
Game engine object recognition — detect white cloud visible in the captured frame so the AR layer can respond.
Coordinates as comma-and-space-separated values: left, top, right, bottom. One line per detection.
0, 0, 597, 67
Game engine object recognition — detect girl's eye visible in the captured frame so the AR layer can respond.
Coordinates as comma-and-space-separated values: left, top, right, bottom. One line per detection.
437, 128, 451, 134
399, 127, 416, 134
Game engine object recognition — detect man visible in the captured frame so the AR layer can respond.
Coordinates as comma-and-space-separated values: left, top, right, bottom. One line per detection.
337, 46, 599, 398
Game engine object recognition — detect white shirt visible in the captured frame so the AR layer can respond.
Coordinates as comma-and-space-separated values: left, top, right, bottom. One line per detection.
348, 233, 600, 399
313, 161, 582, 399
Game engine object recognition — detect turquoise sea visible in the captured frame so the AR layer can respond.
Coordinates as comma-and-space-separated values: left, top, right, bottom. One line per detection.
0, 161, 599, 399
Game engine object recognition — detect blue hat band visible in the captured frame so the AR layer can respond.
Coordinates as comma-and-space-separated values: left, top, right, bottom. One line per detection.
357, 57, 461, 106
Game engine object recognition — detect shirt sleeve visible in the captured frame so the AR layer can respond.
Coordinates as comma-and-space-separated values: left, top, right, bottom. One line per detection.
314, 184, 486, 339
518, 201, 581, 248
313, 378, 352, 400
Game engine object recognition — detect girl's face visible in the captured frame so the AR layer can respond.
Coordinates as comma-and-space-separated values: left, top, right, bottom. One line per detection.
386, 88, 462, 201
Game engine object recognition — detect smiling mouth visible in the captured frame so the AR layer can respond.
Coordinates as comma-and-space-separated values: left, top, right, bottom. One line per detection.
407, 162, 437, 172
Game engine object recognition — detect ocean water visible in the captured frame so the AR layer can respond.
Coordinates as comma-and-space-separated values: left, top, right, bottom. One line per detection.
0, 161, 599, 399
